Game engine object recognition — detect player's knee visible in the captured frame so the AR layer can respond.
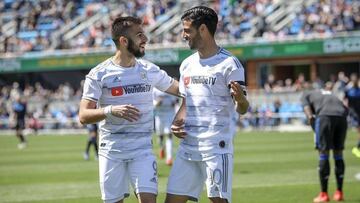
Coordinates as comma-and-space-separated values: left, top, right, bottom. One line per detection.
318, 150, 329, 155
164, 194, 188, 203
137, 193, 156, 203
333, 150, 343, 157
209, 197, 228, 203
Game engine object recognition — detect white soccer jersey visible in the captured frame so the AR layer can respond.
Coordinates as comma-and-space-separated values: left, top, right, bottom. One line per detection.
82, 57, 174, 159
178, 48, 246, 160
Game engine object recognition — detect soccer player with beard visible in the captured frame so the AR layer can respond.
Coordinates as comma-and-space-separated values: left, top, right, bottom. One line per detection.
79, 16, 179, 203
165, 6, 249, 203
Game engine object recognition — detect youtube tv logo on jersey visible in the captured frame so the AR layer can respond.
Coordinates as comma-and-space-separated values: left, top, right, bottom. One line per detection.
184, 76, 190, 87
111, 86, 123, 96
111, 84, 151, 96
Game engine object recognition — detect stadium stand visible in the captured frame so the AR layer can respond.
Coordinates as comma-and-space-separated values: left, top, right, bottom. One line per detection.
1, 0, 359, 53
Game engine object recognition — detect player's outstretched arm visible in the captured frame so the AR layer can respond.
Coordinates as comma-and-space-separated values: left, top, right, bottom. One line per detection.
171, 98, 187, 139
79, 99, 141, 124
165, 80, 181, 97
230, 81, 249, 114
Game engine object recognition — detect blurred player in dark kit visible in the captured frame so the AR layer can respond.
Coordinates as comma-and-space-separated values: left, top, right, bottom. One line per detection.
12, 95, 27, 149
302, 82, 348, 202
83, 123, 99, 160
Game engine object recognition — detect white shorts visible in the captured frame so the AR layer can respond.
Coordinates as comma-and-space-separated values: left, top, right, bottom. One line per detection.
99, 153, 158, 203
155, 115, 172, 135
166, 154, 233, 202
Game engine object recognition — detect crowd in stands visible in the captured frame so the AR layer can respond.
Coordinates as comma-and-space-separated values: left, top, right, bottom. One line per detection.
1, 0, 83, 53
0, 71, 358, 131
0, 0, 177, 53
1, 0, 359, 54
223, 0, 360, 41
0, 81, 82, 130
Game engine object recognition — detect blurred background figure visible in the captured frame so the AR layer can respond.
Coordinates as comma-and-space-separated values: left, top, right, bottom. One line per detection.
83, 123, 98, 161
302, 82, 348, 202
153, 88, 178, 166
344, 73, 360, 158
11, 95, 27, 149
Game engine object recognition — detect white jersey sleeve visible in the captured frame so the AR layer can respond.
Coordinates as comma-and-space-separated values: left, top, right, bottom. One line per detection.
225, 56, 247, 96
82, 67, 104, 102
225, 57, 244, 84
141, 59, 174, 92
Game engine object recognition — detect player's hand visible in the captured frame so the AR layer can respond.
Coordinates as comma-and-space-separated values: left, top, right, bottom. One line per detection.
308, 115, 315, 131
171, 119, 187, 139
111, 104, 140, 122
230, 81, 246, 103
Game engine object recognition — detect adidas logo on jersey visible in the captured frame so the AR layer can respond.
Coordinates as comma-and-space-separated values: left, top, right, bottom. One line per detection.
111, 84, 151, 96
150, 177, 157, 183
112, 77, 121, 83
184, 76, 217, 87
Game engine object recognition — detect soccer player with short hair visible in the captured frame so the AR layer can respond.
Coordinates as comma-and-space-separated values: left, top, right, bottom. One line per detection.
165, 6, 249, 203
153, 88, 178, 165
79, 16, 179, 203
301, 82, 348, 202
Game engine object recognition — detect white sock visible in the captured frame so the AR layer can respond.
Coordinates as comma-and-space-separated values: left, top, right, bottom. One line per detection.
166, 138, 172, 160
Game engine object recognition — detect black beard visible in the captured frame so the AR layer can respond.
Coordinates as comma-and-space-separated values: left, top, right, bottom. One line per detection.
127, 38, 145, 58
189, 32, 201, 50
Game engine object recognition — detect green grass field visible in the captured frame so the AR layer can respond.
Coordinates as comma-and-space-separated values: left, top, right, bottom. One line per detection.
0, 131, 359, 203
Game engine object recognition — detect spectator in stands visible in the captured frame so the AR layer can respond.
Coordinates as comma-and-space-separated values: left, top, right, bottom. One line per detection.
264, 73, 275, 92
284, 78, 296, 92
78, 16, 179, 203
301, 82, 348, 202
295, 73, 306, 91
27, 112, 41, 135
344, 73, 360, 158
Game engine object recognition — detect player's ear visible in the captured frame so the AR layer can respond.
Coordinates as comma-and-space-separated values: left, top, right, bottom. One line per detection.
119, 36, 128, 47
199, 24, 206, 34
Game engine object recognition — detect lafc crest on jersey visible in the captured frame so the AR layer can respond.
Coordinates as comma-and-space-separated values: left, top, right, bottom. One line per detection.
140, 71, 148, 81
